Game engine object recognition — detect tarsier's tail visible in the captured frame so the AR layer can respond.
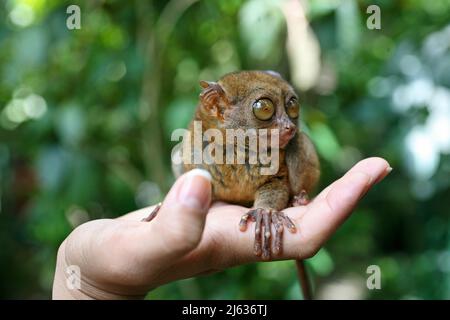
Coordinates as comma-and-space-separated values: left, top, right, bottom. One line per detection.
295, 259, 313, 300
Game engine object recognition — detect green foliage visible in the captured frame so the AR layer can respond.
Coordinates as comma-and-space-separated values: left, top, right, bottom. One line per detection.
1, 0, 449, 299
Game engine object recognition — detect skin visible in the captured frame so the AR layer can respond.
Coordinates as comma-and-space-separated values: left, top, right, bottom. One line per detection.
53, 157, 391, 299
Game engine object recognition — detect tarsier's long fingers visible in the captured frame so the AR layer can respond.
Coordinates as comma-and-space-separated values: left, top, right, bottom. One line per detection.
279, 212, 297, 233
239, 208, 297, 259
261, 210, 272, 260
254, 209, 263, 256
239, 209, 256, 231
272, 212, 284, 255
141, 202, 162, 222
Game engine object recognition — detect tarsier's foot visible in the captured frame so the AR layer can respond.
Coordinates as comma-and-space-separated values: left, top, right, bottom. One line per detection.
239, 208, 296, 260
291, 190, 310, 207
141, 202, 162, 222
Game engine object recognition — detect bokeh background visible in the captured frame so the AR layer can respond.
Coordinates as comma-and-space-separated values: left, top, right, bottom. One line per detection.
1, 0, 450, 299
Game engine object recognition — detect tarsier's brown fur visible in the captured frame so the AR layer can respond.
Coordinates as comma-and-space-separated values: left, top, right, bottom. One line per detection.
173, 71, 320, 258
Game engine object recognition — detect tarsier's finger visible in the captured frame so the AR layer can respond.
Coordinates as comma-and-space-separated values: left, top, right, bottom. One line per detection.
249, 210, 257, 222
239, 209, 255, 231
280, 213, 297, 233
272, 212, 283, 255
254, 209, 262, 256
261, 210, 271, 260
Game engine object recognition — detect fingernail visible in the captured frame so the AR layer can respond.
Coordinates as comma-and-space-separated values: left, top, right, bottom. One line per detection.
178, 169, 212, 211
386, 166, 393, 173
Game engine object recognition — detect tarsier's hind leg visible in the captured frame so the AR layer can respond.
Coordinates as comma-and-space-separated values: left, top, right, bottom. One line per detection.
291, 190, 310, 206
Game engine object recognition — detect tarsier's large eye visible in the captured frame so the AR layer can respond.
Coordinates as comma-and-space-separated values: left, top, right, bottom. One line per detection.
252, 98, 275, 121
286, 97, 299, 119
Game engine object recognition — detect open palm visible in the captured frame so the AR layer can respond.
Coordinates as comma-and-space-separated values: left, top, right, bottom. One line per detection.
53, 157, 390, 299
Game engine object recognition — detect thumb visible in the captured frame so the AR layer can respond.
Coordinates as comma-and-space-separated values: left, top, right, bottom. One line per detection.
148, 169, 212, 257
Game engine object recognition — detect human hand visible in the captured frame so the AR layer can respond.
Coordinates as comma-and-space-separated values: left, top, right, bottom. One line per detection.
52, 157, 391, 299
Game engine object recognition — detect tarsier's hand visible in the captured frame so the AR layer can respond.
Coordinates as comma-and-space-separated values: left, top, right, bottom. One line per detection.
53, 157, 391, 299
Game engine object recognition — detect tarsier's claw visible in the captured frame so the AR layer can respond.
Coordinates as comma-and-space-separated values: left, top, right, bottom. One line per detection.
283, 215, 297, 233
141, 202, 162, 222
239, 214, 250, 231
238, 208, 297, 259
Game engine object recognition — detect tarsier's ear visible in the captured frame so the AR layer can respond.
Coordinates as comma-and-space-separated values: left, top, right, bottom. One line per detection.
264, 70, 283, 79
199, 80, 228, 120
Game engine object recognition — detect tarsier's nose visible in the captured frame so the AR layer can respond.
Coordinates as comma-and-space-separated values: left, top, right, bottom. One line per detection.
282, 121, 296, 137
284, 123, 295, 134
278, 120, 296, 148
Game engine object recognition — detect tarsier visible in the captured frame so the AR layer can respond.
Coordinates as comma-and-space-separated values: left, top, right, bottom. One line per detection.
144, 70, 320, 299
